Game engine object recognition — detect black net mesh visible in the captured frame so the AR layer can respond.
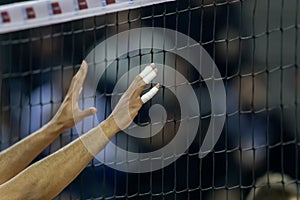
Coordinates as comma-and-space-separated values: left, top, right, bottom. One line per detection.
0, 0, 299, 199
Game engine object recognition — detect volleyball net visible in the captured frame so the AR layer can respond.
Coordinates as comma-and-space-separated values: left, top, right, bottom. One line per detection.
0, 0, 299, 199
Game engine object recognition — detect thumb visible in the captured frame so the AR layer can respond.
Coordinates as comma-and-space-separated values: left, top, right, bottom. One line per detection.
79, 107, 98, 119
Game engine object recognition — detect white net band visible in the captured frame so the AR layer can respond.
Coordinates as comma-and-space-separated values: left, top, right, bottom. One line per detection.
0, 0, 175, 34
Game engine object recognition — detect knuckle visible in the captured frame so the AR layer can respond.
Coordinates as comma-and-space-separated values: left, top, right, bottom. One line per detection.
140, 79, 147, 86
137, 97, 144, 105
135, 75, 142, 81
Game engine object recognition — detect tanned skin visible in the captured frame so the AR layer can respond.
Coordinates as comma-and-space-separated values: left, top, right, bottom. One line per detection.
0, 61, 97, 185
0, 61, 159, 200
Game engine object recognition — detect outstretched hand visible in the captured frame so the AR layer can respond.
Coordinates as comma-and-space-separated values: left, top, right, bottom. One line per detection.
50, 60, 98, 131
108, 63, 160, 132
50, 61, 159, 134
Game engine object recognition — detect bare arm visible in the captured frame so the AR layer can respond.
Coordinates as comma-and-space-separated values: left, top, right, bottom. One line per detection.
0, 119, 116, 200
0, 61, 97, 185
0, 64, 159, 200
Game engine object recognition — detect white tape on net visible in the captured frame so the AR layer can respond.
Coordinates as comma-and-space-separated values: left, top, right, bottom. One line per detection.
0, 0, 175, 34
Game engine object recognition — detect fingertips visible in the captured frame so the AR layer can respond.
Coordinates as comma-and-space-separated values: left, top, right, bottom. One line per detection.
82, 60, 88, 67
133, 63, 158, 96
138, 63, 158, 84
140, 84, 160, 103
74, 61, 89, 95
80, 60, 88, 78
150, 63, 156, 69
76, 60, 86, 75
80, 60, 88, 71
139, 65, 153, 78
89, 107, 98, 114
143, 70, 157, 84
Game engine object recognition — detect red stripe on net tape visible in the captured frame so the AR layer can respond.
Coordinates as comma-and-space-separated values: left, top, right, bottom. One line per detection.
51, 2, 62, 15
26, 7, 36, 19
106, 0, 116, 5
0, 0, 175, 34
78, 0, 88, 10
1, 11, 10, 23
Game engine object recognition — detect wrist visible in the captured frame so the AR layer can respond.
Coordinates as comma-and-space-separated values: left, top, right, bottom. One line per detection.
46, 119, 65, 134
99, 117, 120, 138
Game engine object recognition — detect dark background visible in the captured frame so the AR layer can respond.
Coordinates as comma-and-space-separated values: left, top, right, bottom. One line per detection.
0, 0, 299, 199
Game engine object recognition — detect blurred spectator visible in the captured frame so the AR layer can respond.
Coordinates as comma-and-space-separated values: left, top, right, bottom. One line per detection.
246, 173, 298, 200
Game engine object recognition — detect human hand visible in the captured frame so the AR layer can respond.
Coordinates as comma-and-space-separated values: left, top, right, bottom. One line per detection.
50, 60, 98, 131
107, 63, 160, 132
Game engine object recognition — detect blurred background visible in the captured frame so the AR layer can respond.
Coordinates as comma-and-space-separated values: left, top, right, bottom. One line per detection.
0, 0, 299, 199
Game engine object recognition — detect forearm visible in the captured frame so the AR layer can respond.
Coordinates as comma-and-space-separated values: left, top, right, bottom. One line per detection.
0, 121, 64, 185
0, 63, 158, 199
0, 118, 118, 200
0, 61, 96, 185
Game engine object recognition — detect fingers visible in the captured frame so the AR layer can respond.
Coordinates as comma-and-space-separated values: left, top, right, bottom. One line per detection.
78, 107, 98, 119
139, 63, 158, 84
133, 63, 158, 97
139, 63, 154, 78
74, 60, 88, 95
141, 84, 160, 103
72, 60, 88, 100
74, 62, 98, 118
